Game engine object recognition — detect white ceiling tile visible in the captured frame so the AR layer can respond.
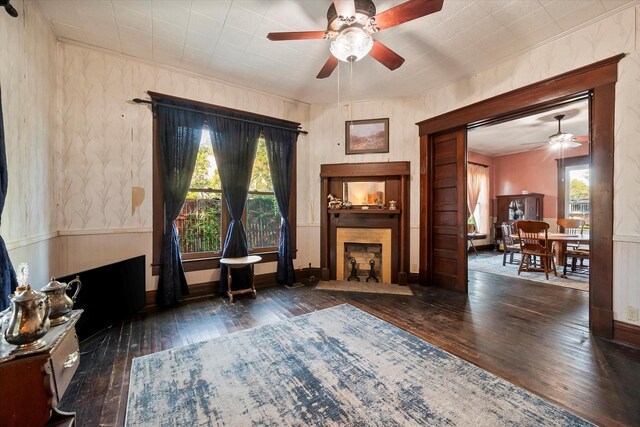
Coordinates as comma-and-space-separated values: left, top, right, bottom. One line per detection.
152, 18, 187, 45
118, 26, 153, 47
234, 0, 273, 16
152, 38, 183, 57
35, 0, 634, 104
217, 25, 254, 49
188, 11, 224, 35
491, 1, 542, 27
151, 0, 190, 28
121, 41, 154, 59
542, 0, 598, 19
182, 47, 212, 67
506, 7, 555, 37
35, 0, 81, 26
112, 0, 152, 16
74, 0, 116, 20
224, 4, 265, 34
211, 42, 244, 65
114, 4, 153, 34
600, 0, 634, 11
185, 29, 220, 53
190, 0, 231, 20
476, 0, 511, 15
264, 1, 326, 30
552, 1, 607, 31
518, 20, 563, 45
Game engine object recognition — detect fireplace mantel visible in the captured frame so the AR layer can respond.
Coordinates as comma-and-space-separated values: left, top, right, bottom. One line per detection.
320, 162, 411, 285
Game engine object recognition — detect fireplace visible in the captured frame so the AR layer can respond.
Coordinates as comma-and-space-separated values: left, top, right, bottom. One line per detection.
320, 162, 410, 285
337, 228, 392, 283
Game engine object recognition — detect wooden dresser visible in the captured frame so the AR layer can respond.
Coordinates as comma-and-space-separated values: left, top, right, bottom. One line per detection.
0, 310, 82, 426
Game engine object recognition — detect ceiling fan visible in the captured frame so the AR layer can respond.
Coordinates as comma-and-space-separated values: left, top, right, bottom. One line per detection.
521, 114, 588, 150
267, 0, 444, 79
1, 0, 18, 17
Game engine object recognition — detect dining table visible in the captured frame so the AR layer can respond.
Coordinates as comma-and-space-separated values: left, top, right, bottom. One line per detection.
510, 232, 589, 275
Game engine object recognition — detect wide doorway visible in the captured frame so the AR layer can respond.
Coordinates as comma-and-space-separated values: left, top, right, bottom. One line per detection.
466, 98, 591, 292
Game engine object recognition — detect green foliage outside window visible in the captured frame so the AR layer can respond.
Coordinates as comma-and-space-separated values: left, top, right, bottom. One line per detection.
177, 133, 280, 253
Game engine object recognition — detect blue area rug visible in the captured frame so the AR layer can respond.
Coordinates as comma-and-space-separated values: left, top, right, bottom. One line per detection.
126, 304, 593, 426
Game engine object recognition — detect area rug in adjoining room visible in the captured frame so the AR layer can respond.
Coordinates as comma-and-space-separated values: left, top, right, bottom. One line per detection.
125, 304, 593, 426
468, 253, 588, 291
314, 280, 413, 295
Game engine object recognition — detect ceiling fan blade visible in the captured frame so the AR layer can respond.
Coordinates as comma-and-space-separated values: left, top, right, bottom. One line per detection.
369, 40, 405, 70
316, 56, 339, 79
333, 0, 356, 19
572, 135, 589, 142
373, 0, 444, 31
267, 31, 327, 41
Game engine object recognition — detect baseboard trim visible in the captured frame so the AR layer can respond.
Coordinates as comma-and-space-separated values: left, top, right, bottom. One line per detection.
146, 281, 216, 305
145, 268, 317, 306
613, 320, 640, 347
409, 272, 420, 284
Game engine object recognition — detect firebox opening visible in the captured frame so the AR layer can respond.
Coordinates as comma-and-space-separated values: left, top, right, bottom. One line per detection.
343, 243, 382, 282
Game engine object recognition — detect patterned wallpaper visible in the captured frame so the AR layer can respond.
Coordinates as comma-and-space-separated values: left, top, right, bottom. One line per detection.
58, 43, 310, 232
0, 0, 57, 246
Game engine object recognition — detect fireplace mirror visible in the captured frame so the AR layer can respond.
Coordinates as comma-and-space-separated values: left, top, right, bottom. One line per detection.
343, 181, 385, 206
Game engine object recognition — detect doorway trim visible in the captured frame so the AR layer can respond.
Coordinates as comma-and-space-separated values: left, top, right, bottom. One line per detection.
417, 54, 624, 338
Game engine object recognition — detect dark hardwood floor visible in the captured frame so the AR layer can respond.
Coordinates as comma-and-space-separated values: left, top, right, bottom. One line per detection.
59, 270, 640, 426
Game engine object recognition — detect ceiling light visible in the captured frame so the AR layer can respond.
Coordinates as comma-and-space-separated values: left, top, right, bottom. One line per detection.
548, 114, 581, 149
330, 27, 373, 63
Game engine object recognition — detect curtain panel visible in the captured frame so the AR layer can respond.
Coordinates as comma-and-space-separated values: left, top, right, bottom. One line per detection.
208, 115, 261, 293
263, 127, 298, 285
155, 98, 206, 306
0, 87, 17, 310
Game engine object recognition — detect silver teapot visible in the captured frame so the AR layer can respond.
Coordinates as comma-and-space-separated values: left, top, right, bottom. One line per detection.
4, 285, 51, 350
41, 276, 81, 326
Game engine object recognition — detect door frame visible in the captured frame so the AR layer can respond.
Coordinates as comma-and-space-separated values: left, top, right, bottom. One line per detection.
418, 54, 624, 338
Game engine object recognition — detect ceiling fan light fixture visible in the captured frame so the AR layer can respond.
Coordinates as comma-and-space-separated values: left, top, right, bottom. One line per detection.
330, 27, 373, 62
548, 114, 580, 149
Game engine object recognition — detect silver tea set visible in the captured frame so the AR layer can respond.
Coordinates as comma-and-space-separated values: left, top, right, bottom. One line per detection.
1, 264, 81, 351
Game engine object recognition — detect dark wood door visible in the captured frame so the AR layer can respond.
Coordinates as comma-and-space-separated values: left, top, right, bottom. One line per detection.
424, 129, 468, 291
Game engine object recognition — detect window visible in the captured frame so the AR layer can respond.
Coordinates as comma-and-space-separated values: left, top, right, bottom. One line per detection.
557, 154, 589, 236
152, 95, 297, 275
565, 164, 590, 235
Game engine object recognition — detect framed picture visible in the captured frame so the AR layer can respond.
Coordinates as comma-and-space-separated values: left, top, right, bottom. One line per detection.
343, 181, 385, 206
345, 118, 389, 155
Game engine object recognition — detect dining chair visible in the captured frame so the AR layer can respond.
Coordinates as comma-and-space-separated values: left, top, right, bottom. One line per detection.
501, 222, 521, 266
515, 220, 557, 279
556, 218, 589, 275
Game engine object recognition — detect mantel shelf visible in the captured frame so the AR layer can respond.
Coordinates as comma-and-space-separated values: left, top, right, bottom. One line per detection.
328, 209, 401, 216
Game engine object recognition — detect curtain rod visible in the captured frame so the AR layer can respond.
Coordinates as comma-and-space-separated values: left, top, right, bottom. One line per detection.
131, 98, 308, 135
468, 161, 489, 168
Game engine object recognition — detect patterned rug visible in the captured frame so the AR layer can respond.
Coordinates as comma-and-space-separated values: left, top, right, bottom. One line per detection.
314, 280, 413, 295
468, 253, 588, 291
125, 304, 593, 426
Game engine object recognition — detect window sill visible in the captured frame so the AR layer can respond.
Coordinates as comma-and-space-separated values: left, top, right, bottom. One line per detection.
152, 250, 284, 275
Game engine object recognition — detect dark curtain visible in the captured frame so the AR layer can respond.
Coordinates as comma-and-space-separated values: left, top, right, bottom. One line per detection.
156, 99, 205, 306
263, 127, 298, 285
0, 87, 18, 311
208, 115, 261, 293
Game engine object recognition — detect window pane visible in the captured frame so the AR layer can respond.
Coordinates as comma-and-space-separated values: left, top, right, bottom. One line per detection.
566, 166, 590, 233
247, 139, 280, 249
177, 130, 223, 254
177, 192, 223, 253
246, 193, 280, 249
